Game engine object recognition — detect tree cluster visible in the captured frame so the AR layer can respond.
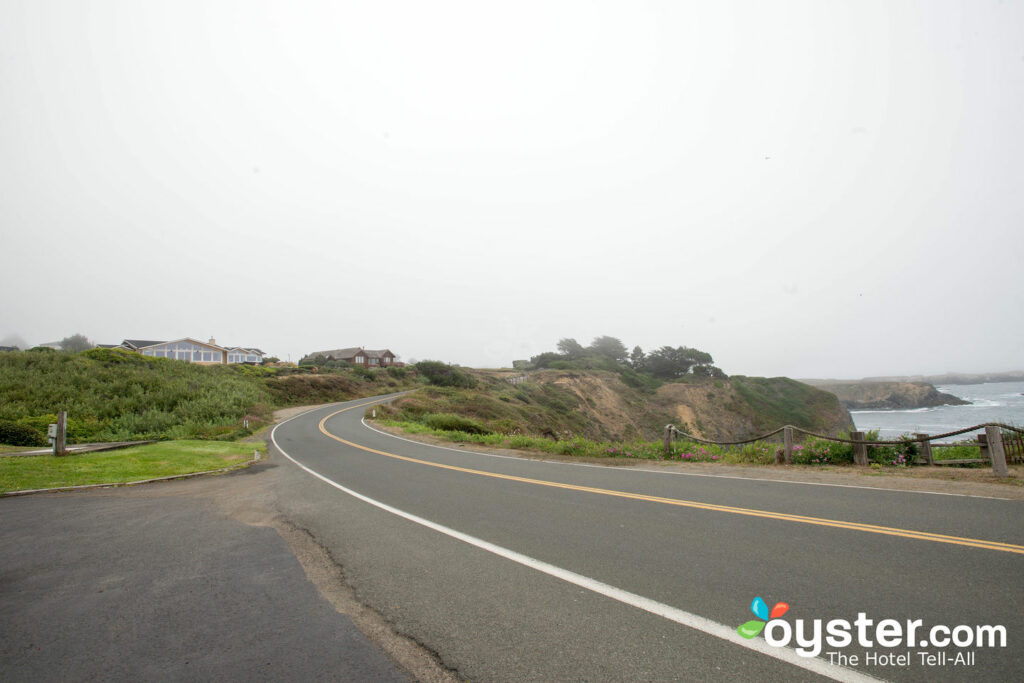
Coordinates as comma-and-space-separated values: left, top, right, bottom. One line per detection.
530, 336, 725, 381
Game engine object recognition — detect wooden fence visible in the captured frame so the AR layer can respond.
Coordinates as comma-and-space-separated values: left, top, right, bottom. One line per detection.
662, 422, 1022, 478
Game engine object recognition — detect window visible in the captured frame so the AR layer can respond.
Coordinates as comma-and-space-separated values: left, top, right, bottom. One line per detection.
354, 355, 364, 363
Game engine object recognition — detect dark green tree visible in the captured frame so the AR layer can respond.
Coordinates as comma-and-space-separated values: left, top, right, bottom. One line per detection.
60, 334, 93, 353
629, 345, 646, 370
556, 338, 586, 359
644, 346, 715, 379
529, 351, 565, 369
587, 336, 628, 363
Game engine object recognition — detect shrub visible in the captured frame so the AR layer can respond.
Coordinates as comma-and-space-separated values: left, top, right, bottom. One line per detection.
352, 367, 377, 381
385, 366, 408, 379
422, 413, 491, 434
803, 432, 854, 464
0, 420, 46, 446
415, 361, 477, 388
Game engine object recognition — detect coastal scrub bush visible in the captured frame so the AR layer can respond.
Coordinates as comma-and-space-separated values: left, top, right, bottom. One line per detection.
385, 366, 408, 380
415, 361, 477, 388
422, 413, 491, 434
803, 432, 855, 464
0, 420, 46, 446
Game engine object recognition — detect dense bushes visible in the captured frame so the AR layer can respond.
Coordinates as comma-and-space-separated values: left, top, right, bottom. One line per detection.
421, 413, 491, 434
414, 361, 477, 388
0, 349, 269, 442
0, 349, 425, 444
0, 420, 46, 446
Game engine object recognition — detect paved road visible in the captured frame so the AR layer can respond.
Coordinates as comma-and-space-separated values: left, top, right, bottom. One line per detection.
0, 463, 409, 681
269, 396, 1024, 682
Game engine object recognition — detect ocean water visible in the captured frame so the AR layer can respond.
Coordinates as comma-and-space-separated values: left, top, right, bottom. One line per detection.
850, 381, 1024, 442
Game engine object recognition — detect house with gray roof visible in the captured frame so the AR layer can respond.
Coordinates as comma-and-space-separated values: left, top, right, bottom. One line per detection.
306, 347, 398, 368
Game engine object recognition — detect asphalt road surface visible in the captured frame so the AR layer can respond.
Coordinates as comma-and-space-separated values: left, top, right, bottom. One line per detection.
4, 394, 1021, 682
269, 396, 1023, 682
0, 455, 409, 681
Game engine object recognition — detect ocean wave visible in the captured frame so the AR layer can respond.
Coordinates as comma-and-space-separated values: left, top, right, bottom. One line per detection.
849, 407, 933, 415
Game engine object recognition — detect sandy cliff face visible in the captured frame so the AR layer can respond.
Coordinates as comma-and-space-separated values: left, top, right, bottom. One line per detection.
532, 372, 854, 442
654, 377, 854, 441
810, 382, 969, 411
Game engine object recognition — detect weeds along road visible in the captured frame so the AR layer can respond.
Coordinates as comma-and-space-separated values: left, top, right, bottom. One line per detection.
270, 395, 1024, 682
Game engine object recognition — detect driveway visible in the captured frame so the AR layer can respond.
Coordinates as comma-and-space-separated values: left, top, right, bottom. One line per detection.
0, 462, 411, 682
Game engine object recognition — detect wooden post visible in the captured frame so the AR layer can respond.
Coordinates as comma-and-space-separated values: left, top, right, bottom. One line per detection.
985, 425, 1009, 478
663, 424, 674, 457
783, 426, 793, 464
914, 433, 933, 465
54, 411, 67, 456
851, 430, 868, 466
977, 433, 989, 462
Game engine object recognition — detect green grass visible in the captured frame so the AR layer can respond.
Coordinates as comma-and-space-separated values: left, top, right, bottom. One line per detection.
0, 440, 266, 494
931, 443, 982, 460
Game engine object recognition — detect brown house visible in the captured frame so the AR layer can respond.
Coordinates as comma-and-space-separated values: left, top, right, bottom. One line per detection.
310, 347, 398, 368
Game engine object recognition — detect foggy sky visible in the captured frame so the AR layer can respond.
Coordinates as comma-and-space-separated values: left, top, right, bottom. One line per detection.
2, 1, 1022, 378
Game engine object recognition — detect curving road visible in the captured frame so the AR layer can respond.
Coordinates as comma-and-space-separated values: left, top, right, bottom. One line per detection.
270, 395, 1023, 682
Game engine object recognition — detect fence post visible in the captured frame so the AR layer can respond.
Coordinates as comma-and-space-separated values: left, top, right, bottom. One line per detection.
914, 433, 933, 465
54, 410, 67, 456
783, 426, 793, 464
977, 433, 989, 462
663, 424, 674, 457
985, 425, 1009, 478
851, 430, 868, 466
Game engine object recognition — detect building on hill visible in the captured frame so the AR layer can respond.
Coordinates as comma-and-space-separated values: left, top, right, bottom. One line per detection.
307, 347, 399, 368
118, 338, 264, 365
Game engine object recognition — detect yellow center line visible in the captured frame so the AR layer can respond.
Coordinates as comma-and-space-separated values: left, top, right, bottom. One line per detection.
317, 402, 1024, 556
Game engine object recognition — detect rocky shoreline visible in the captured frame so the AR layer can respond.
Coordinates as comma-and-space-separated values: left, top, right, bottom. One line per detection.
806, 381, 970, 411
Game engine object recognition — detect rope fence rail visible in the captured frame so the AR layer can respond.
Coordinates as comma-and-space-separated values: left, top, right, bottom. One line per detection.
662, 422, 1022, 478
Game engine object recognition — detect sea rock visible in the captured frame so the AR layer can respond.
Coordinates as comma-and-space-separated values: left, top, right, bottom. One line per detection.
811, 381, 970, 411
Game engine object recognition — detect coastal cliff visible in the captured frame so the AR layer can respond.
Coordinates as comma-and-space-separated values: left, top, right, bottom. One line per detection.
806, 381, 969, 411
384, 369, 855, 443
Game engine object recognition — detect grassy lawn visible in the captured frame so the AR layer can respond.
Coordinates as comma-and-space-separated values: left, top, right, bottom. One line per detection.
0, 440, 266, 494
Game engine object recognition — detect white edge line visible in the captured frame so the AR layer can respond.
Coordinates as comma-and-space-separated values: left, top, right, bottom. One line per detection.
359, 419, 1013, 501
272, 406, 882, 683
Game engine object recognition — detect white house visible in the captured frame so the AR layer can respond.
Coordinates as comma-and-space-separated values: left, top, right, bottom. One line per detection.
119, 338, 265, 365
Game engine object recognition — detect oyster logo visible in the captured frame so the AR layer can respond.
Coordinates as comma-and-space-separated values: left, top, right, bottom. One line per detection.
737, 596, 789, 639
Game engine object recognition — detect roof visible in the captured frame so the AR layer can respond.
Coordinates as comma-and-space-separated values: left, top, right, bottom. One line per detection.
122, 339, 166, 350
313, 347, 363, 359
312, 347, 394, 359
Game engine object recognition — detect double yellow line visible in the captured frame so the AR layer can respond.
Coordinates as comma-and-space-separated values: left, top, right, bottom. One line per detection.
318, 402, 1024, 556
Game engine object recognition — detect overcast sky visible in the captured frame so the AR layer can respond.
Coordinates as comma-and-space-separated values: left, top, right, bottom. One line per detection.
2, 1, 1022, 378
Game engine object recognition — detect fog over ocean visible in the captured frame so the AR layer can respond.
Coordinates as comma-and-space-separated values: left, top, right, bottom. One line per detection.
851, 382, 1024, 442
